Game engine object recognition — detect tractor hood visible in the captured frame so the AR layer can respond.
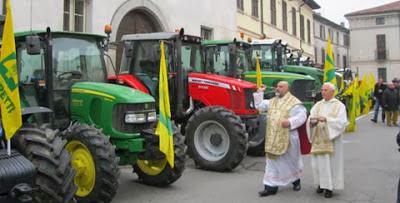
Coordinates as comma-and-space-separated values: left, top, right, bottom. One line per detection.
188, 72, 257, 89
283, 65, 323, 75
71, 82, 155, 103
245, 71, 315, 81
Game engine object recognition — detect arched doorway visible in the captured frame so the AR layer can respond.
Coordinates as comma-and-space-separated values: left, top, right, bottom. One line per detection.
115, 8, 163, 69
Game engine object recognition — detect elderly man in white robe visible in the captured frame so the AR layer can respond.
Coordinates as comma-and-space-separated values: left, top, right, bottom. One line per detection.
307, 82, 347, 198
254, 81, 307, 197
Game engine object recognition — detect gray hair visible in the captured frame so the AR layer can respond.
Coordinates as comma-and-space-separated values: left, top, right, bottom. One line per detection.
323, 82, 336, 91
277, 80, 290, 89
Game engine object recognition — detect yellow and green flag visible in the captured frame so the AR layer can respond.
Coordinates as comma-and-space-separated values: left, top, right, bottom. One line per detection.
156, 41, 174, 168
346, 76, 360, 132
0, 0, 22, 140
255, 56, 262, 88
323, 34, 338, 94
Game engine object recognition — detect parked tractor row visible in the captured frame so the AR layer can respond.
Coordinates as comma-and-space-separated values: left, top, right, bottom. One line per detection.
2, 27, 323, 202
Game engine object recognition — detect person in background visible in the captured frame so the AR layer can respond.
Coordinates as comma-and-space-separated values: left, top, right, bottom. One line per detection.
381, 83, 399, 126
371, 78, 386, 123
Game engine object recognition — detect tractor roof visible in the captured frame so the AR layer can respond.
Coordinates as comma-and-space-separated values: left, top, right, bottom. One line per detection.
121, 32, 201, 42
252, 39, 288, 46
14, 30, 106, 40
202, 39, 249, 46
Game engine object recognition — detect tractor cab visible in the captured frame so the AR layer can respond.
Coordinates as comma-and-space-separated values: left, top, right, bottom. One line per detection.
202, 39, 250, 79
16, 30, 109, 128
112, 30, 201, 121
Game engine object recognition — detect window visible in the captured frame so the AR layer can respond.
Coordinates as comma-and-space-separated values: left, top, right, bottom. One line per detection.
337, 53, 340, 68
378, 68, 387, 82
344, 34, 349, 46
327, 28, 333, 40
291, 7, 296, 36
271, 0, 276, 25
320, 25, 325, 40
376, 34, 386, 60
300, 15, 305, 40
314, 47, 318, 63
342, 55, 347, 68
282, 1, 287, 31
64, 0, 86, 32
237, 0, 244, 11
307, 19, 311, 43
376, 17, 385, 25
252, 0, 259, 18
336, 31, 339, 44
321, 48, 325, 65
201, 26, 213, 40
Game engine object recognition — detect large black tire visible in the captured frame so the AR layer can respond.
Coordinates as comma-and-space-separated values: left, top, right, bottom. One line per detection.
13, 125, 77, 203
247, 114, 266, 157
185, 106, 248, 171
133, 124, 186, 186
62, 123, 120, 203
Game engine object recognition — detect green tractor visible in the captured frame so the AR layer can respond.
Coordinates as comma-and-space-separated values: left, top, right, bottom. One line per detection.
15, 28, 185, 202
202, 39, 317, 111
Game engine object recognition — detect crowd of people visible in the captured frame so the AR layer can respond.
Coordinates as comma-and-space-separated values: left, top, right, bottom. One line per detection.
371, 77, 400, 126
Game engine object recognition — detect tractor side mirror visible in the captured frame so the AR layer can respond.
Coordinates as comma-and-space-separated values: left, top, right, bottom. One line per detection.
26, 35, 41, 55
124, 41, 134, 57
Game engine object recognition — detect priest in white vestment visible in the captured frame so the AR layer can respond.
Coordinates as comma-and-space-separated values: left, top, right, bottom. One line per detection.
307, 82, 347, 198
255, 81, 307, 197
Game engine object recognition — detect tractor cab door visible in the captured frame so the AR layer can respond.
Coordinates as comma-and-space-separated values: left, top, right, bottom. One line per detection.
17, 43, 47, 123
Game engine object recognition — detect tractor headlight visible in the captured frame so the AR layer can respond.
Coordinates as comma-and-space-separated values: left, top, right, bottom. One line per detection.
125, 113, 146, 124
147, 112, 157, 122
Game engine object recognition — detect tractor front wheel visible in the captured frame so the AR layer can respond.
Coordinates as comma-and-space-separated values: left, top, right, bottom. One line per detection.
13, 125, 77, 203
133, 125, 186, 186
63, 123, 120, 203
185, 106, 248, 171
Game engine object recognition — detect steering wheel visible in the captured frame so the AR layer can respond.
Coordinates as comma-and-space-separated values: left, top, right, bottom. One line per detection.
57, 71, 83, 81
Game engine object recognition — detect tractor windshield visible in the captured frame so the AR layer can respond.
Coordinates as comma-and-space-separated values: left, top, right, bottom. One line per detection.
204, 44, 250, 76
251, 44, 287, 71
251, 44, 273, 70
52, 36, 107, 90
181, 42, 203, 73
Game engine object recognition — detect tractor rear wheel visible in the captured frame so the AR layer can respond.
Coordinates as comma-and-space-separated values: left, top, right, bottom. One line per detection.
185, 106, 248, 171
63, 123, 120, 203
133, 125, 186, 186
13, 125, 77, 203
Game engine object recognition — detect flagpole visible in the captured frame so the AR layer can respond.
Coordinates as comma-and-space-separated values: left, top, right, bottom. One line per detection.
7, 139, 10, 155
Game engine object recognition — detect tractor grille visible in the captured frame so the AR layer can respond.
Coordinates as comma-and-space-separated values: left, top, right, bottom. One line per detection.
291, 80, 316, 102
112, 103, 156, 134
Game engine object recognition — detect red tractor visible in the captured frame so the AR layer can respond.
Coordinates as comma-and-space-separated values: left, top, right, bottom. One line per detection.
109, 30, 264, 171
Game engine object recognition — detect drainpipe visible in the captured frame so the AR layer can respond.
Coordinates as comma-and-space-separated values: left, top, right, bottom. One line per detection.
298, 2, 306, 52
260, 0, 265, 38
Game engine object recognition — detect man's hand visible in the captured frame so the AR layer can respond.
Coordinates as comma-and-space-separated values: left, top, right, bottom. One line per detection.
281, 119, 290, 128
318, 117, 327, 122
258, 84, 266, 92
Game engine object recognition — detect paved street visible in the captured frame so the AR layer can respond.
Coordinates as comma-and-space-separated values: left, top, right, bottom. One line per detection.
114, 115, 400, 203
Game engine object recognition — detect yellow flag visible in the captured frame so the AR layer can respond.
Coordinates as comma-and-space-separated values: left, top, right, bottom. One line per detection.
255, 57, 262, 88
359, 75, 370, 115
156, 41, 174, 168
346, 76, 359, 132
323, 34, 338, 95
0, 0, 22, 140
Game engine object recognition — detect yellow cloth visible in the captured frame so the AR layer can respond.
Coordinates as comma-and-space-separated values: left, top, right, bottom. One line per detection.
265, 93, 301, 158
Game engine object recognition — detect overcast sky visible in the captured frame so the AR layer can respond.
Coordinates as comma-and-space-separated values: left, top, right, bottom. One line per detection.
314, 0, 396, 27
